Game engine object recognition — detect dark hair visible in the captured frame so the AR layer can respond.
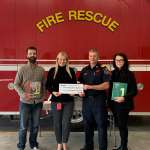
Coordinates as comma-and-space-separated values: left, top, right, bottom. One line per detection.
26, 46, 37, 53
112, 52, 129, 70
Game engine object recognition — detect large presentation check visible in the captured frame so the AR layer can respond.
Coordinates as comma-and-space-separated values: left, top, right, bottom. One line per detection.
59, 84, 83, 94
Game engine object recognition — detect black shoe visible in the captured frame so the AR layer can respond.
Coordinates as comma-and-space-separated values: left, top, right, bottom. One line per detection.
80, 146, 86, 150
121, 147, 128, 150
112, 146, 128, 150
112, 145, 121, 150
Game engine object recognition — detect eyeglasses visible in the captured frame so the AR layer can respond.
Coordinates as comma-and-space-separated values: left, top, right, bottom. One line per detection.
115, 59, 124, 62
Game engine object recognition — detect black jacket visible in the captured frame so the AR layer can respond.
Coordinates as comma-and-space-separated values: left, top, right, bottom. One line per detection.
78, 63, 111, 97
109, 69, 137, 110
46, 66, 77, 102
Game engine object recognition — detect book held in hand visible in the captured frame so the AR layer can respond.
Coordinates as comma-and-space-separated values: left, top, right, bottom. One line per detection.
111, 82, 127, 100
23, 81, 41, 99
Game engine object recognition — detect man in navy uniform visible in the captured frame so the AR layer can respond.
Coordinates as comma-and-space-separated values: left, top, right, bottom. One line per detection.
79, 48, 110, 150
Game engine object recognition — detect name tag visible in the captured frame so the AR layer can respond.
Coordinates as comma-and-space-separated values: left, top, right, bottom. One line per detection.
57, 103, 62, 110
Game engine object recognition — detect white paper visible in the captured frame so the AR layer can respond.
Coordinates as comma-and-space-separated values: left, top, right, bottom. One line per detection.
59, 84, 83, 94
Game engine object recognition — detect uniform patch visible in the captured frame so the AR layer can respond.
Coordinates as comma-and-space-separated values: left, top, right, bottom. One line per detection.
95, 69, 101, 76
95, 69, 100, 73
103, 67, 111, 75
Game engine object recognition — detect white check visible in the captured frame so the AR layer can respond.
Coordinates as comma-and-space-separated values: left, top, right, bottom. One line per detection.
59, 84, 83, 94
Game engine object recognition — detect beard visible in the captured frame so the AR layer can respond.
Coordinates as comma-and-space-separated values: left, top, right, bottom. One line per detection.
28, 56, 37, 64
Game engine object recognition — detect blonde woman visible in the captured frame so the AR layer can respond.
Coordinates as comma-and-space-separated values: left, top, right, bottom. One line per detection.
46, 51, 77, 150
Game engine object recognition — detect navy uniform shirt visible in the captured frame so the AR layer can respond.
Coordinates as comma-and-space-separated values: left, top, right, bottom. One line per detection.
79, 63, 111, 98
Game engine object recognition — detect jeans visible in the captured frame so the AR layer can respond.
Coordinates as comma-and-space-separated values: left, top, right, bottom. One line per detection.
82, 96, 108, 150
51, 101, 74, 144
17, 101, 43, 149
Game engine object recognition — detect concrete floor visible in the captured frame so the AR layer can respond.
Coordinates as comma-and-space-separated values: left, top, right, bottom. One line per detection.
0, 131, 150, 150
0, 115, 150, 150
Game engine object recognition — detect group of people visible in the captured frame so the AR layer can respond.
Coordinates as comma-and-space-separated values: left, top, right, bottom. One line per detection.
14, 47, 137, 150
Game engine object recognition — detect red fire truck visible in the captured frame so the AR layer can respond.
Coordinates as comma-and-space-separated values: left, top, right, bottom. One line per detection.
0, 0, 150, 124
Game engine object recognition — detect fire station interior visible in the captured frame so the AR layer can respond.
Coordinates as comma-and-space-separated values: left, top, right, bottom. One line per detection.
1, 0, 150, 150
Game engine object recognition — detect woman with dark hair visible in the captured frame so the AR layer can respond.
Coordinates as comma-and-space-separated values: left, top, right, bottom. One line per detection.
109, 53, 137, 150
46, 51, 77, 150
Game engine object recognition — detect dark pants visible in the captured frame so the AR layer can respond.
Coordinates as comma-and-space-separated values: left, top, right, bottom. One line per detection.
51, 101, 74, 144
112, 107, 129, 148
82, 96, 108, 150
17, 102, 43, 149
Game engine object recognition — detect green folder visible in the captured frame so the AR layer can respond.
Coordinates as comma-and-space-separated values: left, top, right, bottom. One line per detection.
111, 82, 127, 100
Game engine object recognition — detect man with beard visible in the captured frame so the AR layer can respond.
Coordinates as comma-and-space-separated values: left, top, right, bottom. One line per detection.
14, 46, 45, 150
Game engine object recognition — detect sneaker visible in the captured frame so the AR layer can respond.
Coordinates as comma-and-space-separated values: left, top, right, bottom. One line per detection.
31, 147, 39, 150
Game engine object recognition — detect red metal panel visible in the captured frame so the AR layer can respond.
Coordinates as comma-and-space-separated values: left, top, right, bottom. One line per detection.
15, 0, 37, 58
134, 72, 150, 112
0, 0, 150, 60
0, 71, 19, 112
0, 0, 16, 59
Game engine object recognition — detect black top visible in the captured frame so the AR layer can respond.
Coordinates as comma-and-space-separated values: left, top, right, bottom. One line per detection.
46, 66, 77, 102
109, 69, 137, 110
78, 63, 111, 98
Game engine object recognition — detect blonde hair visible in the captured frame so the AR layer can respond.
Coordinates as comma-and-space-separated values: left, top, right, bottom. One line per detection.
53, 51, 72, 79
